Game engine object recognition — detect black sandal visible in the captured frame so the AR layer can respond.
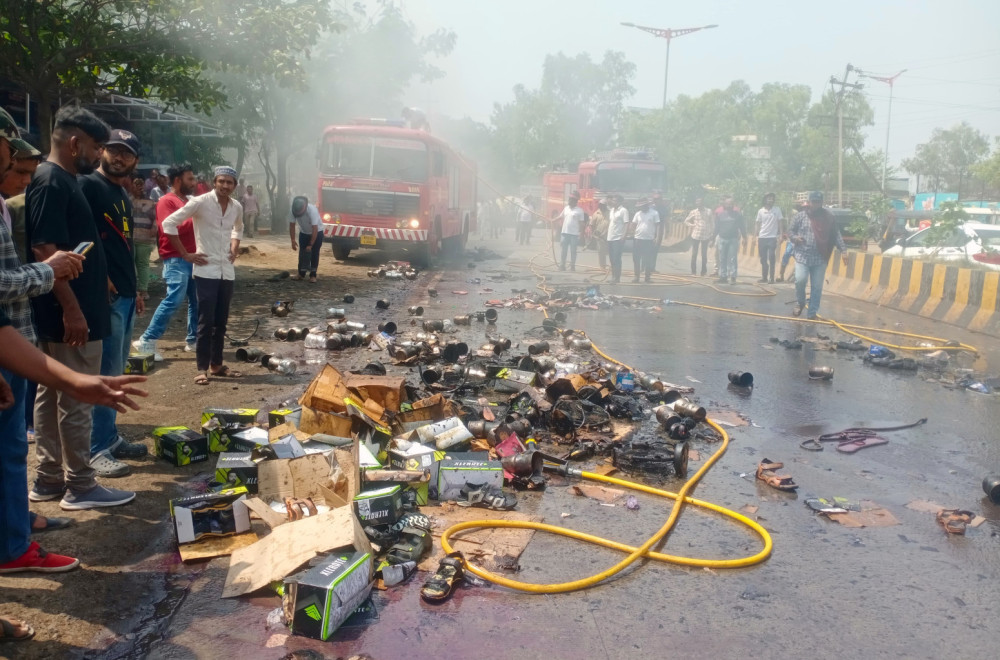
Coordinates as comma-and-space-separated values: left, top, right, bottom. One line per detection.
457, 483, 517, 510
421, 552, 465, 603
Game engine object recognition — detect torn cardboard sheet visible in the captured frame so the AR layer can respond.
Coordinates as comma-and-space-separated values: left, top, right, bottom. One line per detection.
419, 504, 542, 572
299, 364, 351, 414
826, 507, 900, 528
179, 531, 259, 562
298, 406, 353, 437
905, 499, 949, 514
223, 507, 372, 598
571, 484, 625, 504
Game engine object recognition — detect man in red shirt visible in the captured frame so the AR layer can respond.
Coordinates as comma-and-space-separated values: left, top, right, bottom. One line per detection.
131, 164, 199, 361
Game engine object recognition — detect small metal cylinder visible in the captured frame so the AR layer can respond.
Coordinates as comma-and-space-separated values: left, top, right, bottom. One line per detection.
422, 319, 444, 332
809, 366, 834, 380
527, 341, 550, 355
343, 294, 355, 303
327, 308, 346, 319
728, 371, 754, 387
273, 328, 289, 341
378, 321, 397, 335
570, 338, 592, 351
408, 305, 424, 316
485, 309, 498, 323
672, 398, 706, 421
983, 475, 1000, 504
288, 327, 306, 341
442, 341, 469, 363
375, 299, 390, 309
403, 269, 419, 280
453, 314, 472, 326
324, 335, 344, 351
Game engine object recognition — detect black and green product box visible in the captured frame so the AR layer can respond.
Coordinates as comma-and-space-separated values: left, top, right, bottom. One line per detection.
283, 550, 374, 641
432, 451, 503, 501
229, 427, 270, 453
152, 426, 209, 467
214, 452, 259, 493
201, 408, 260, 453
352, 485, 403, 526
169, 486, 251, 544
125, 353, 155, 374
268, 407, 302, 428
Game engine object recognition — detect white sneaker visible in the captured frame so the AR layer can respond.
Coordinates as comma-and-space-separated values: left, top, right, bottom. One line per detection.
132, 338, 163, 362
89, 450, 130, 478
184, 341, 196, 352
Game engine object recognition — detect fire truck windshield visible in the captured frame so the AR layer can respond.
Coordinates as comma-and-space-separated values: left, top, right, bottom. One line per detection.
321, 135, 428, 182
594, 162, 665, 193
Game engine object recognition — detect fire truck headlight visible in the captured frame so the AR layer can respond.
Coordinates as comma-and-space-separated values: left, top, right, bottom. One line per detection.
322, 213, 332, 222
409, 218, 420, 229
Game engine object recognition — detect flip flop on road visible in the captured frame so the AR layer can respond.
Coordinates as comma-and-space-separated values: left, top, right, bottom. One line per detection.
457, 483, 518, 510
937, 509, 975, 535
756, 458, 798, 491
836, 436, 889, 453
0, 617, 35, 642
210, 366, 243, 379
194, 373, 210, 386
421, 552, 465, 603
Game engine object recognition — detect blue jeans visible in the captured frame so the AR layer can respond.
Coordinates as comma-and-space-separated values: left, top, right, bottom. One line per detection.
717, 237, 739, 279
140, 257, 198, 344
781, 240, 794, 267
91, 294, 136, 454
795, 261, 827, 317
560, 233, 578, 268
0, 369, 30, 563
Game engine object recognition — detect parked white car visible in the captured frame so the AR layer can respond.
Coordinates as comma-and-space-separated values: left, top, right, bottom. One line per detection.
881, 222, 1000, 271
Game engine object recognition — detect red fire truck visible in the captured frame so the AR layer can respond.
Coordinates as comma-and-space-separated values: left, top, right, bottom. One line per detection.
317, 120, 477, 267
542, 148, 667, 218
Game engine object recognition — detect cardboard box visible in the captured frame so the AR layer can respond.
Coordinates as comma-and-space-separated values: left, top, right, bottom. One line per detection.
215, 452, 259, 493
170, 487, 251, 544
269, 407, 302, 429
283, 550, 374, 641
230, 427, 270, 453
365, 479, 429, 507
387, 443, 444, 472
202, 419, 250, 453
432, 452, 503, 501
125, 353, 155, 374
488, 367, 537, 393
353, 485, 403, 526
153, 426, 209, 466
202, 408, 260, 427
223, 506, 373, 598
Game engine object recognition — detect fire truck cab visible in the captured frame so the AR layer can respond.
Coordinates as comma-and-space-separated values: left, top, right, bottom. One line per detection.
317, 120, 477, 267
542, 148, 667, 219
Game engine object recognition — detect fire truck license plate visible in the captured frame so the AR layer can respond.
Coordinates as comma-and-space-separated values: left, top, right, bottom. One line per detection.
360, 235, 376, 246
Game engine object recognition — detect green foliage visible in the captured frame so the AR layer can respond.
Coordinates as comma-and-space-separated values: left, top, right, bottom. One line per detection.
489, 51, 637, 185
902, 122, 990, 193
971, 137, 1000, 193
924, 201, 969, 249
0, 0, 335, 147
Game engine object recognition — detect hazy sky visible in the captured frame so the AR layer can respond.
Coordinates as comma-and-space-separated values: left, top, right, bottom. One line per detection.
400, 0, 1000, 167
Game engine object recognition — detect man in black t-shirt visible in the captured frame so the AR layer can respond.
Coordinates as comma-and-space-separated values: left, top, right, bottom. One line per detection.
25, 106, 135, 511
82, 129, 149, 478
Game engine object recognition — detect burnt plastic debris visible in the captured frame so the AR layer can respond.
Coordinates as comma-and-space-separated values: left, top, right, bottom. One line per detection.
376, 299, 391, 310
613, 438, 689, 477
984, 475, 1000, 504
728, 371, 754, 388
441, 341, 469, 363
809, 366, 834, 380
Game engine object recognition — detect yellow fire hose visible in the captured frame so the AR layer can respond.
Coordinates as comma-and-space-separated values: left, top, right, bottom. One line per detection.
439, 181, 975, 594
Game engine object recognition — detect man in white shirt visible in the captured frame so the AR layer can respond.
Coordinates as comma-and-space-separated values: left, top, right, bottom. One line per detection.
240, 184, 260, 237
629, 198, 660, 283
516, 196, 535, 245
606, 194, 628, 283
289, 195, 323, 282
556, 192, 584, 271
161, 165, 243, 385
754, 192, 783, 283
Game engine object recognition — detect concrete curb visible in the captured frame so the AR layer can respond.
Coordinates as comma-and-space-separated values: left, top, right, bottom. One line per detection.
662, 223, 1000, 338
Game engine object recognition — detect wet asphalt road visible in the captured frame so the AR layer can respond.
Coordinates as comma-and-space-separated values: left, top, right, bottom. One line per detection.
144, 231, 1000, 660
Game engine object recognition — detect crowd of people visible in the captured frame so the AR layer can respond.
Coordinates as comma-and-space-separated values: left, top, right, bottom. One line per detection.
543, 188, 847, 318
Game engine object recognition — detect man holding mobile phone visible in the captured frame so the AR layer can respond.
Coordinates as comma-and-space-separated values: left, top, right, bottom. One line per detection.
81, 129, 149, 478
25, 106, 135, 511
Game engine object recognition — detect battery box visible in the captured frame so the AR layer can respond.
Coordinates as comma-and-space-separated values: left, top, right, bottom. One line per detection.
283, 550, 373, 641
170, 486, 250, 544
153, 426, 209, 467
352, 485, 403, 526
215, 452, 259, 493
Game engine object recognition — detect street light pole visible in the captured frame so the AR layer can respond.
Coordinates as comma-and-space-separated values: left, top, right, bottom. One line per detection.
621, 22, 719, 109
860, 69, 906, 193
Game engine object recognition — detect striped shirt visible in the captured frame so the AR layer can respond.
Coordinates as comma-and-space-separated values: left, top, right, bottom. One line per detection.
0, 196, 54, 343
788, 209, 847, 267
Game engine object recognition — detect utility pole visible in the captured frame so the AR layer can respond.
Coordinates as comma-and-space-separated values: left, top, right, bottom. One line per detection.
857, 68, 906, 194
620, 22, 719, 109
830, 64, 863, 207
